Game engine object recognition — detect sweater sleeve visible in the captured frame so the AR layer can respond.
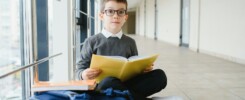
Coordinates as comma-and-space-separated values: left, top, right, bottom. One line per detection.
75, 38, 93, 80
131, 39, 138, 56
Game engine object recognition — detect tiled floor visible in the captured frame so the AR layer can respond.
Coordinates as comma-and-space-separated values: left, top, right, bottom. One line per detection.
129, 35, 245, 100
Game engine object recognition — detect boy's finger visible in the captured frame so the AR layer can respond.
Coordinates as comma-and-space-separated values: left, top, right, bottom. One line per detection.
146, 66, 153, 70
88, 68, 100, 72
143, 69, 151, 73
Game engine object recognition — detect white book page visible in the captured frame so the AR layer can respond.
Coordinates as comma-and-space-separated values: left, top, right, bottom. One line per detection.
105, 56, 127, 61
128, 55, 150, 61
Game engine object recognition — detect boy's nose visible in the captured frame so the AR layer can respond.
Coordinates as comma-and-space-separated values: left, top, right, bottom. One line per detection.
112, 13, 119, 19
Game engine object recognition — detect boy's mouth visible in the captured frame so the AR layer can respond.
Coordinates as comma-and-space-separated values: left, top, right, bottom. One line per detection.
111, 22, 120, 24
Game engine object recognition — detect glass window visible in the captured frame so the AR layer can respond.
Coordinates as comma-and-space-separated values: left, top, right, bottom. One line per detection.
75, 0, 99, 64
0, 0, 10, 12
0, 0, 22, 99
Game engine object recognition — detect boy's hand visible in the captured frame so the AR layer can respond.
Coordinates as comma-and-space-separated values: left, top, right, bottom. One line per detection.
143, 64, 154, 73
82, 68, 102, 80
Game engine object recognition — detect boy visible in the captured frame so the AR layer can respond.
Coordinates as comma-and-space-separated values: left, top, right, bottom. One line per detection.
76, 0, 167, 99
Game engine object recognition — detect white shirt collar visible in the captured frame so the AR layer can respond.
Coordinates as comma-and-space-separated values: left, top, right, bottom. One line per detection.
101, 28, 123, 39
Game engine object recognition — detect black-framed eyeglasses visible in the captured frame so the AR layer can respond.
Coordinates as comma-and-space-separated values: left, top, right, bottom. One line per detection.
103, 9, 127, 17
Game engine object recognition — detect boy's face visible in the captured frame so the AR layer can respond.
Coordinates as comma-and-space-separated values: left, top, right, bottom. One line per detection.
99, 1, 128, 33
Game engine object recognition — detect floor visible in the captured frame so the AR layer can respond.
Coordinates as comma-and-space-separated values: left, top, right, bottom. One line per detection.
129, 35, 245, 100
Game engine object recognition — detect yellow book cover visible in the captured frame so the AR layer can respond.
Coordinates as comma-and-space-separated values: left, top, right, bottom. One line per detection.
90, 54, 159, 82
31, 80, 96, 92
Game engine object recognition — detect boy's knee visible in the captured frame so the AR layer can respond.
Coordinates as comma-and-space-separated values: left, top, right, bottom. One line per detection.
96, 76, 127, 90
102, 76, 120, 82
152, 69, 167, 89
99, 76, 121, 87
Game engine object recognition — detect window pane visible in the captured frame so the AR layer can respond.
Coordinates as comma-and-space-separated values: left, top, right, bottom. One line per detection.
0, 0, 22, 99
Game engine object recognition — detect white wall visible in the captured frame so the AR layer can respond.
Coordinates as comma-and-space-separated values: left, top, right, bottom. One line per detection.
189, 0, 245, 64
138, 1, 145, 36
137, 0, 181, 44
145, 0, 155, 39
189, 0, 200, 51
136, 7, 139, 34
157, 0, 181, 46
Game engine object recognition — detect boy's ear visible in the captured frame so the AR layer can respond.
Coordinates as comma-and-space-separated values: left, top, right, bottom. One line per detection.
125, 15, 128, 21
99, 13, 104, 20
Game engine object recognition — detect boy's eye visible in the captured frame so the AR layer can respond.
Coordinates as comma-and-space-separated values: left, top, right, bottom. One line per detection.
107, 10, 114, 14
118, 10, 125, 15
104, 9, 126, 16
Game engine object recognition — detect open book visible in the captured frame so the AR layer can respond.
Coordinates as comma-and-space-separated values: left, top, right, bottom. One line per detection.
90, 54, 159, 82
31, 80, 96, 92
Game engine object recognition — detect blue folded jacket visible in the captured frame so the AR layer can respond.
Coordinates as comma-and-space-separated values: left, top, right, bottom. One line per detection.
30, 88, 133, 100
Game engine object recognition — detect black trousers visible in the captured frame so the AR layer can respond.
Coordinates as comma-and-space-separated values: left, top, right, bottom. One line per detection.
96, 69, 167, 100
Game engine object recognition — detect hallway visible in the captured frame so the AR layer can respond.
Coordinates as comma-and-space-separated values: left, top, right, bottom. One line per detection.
130, 35, 245, 100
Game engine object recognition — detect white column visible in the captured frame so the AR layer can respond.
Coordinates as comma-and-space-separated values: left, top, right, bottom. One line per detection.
50, 0, 73, 82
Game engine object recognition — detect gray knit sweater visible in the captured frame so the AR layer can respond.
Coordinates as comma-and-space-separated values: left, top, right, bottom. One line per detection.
76, 33, 138, 79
